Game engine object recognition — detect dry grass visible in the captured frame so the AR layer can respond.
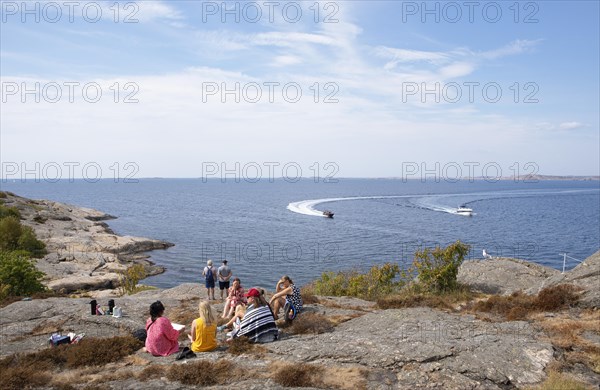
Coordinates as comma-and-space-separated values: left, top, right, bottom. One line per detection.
328, 312, 366, 325
0, 366, 51, 390
167, 359, 246, 386
536, 310, 600, 374
226, 336, 267, 356
535, 284, 581, 311
169, 298, 200, 327
46, 366, 104, 389
377, 285, 476, 311
300, 284, 319, 304
528, 370, 594, 390
82, 385, 111, 390
0, 335, 143, 378
64, 336, 143, 368
0, 290, 64, 308
270, 361, 368, 389
315, 299, 374, 312
30, 319, 67, 335
138, 364, 167, 381
282, 312, 335, 335
472, 292, 536, 320
81, 368, 137, 385
472, 284, 581, 320
271, 362, 325, 387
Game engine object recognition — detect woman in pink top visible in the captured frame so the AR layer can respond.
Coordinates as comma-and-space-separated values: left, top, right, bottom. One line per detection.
222, 278, 246, 318
145, 301, 182, 356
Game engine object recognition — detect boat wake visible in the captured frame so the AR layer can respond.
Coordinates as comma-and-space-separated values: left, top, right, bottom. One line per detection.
287, 195, 413, 217
287, 189, 598, 218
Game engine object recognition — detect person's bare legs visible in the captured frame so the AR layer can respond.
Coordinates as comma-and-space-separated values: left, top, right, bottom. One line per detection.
222, 298, 232, 318
210, 288, 216, 300
271, 297, 285, 320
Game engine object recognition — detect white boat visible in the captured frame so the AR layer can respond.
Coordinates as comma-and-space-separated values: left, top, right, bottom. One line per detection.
456, 205, 473, 216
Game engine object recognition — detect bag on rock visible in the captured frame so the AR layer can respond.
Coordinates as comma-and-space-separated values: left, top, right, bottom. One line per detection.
132, 328, 147, 342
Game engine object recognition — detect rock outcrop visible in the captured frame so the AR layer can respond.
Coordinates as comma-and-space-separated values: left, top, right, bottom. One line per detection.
268, 307, 553, 389
529, 250, 600, 308
458, 257, 560, 295
0, 284, 557, 389
1, 192, 173, 293
458, 252, 599, 308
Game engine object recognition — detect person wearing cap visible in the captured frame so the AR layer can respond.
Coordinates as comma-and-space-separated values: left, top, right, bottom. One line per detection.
217, 259, 232, 301
202, 260, 218, 300
230, 288, 278, 343
269, 275, 303, 320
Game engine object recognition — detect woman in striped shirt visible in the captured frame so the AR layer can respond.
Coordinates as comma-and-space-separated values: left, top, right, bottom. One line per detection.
230, 288, 278, 343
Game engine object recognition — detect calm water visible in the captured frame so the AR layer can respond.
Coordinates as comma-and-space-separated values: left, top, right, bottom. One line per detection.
2, 179, 599, 290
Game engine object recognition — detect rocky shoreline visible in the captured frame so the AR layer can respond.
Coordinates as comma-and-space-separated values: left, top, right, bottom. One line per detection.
1, 193, 598, 389
1, 192, 173, 293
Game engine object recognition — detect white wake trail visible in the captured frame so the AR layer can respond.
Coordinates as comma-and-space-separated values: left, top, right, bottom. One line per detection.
287, 189, 599, 218
286, 196, 410, 217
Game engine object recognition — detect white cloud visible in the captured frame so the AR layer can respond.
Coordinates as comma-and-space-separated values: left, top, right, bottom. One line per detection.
251, 32, 337, 47
534, 122, 587, 131
134, 1, 184, 22
559, 122, 585, 130
271, 55, 302, 67
375, 47, 450, 70
479, 39, 542, 60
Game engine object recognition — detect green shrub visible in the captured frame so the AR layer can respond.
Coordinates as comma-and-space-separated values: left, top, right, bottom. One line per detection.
17, 226, 46, 257
0, 251, 45, 296
0, 217, 22, 251
0, 204, 21, 220
412, 241, 470, 293
0, 282, 10, 301
313, 263, 402, 300
311, 242, 471, 300
313, 271, 351, 296
117, 264, 147, 296
0, 216, 45, 256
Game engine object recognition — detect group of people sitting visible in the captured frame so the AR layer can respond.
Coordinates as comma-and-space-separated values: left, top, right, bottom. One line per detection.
144, 275, 303, 357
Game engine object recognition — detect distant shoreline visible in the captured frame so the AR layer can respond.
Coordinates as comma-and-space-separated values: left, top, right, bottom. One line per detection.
2, 175, 599, 181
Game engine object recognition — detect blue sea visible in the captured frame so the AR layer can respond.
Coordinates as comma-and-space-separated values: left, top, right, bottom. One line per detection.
2, 179, 599, 290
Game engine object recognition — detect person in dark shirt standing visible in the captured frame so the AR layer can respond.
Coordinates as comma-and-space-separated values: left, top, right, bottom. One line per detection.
217, 259, 232, 301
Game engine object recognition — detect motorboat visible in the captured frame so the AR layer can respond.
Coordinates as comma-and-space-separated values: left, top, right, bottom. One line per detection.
456, 205, 473, 216
323, 210, 334, 218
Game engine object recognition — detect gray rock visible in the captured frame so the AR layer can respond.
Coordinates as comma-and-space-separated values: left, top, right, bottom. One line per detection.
458, 257, 560, 295
0, 283, 210, 358
1, 192, 174, 292
266, 307, 553, 388
0, 284, 556, 389
529, 250, 600, 308
458, 252, 600, 309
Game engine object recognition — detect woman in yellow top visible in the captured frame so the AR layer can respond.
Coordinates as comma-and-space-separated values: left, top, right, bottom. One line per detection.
188, 301, 218, 352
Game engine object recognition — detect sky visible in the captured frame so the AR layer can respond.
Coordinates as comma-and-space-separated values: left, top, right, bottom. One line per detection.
1, 0, 599, 179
